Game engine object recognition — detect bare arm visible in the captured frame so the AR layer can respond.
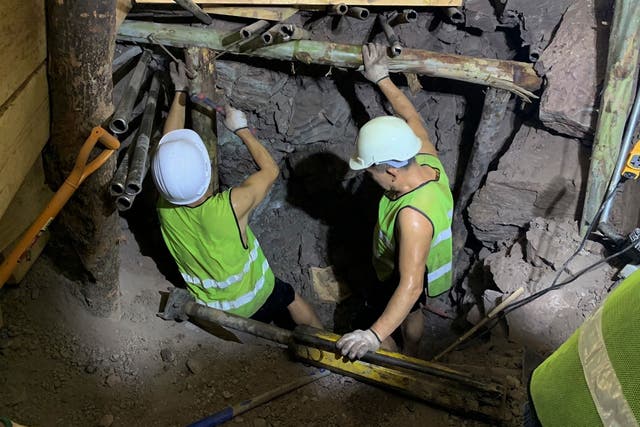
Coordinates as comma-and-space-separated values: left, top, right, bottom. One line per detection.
370, 208, 433, 341
377, 78, 437, 156
163, 91, 187, 135
229, 128, 279, 223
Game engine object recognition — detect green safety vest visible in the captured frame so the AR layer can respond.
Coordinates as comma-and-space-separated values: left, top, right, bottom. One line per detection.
530, 268, 640, 427
157, 189, 275, 318
373, 153, 454, 297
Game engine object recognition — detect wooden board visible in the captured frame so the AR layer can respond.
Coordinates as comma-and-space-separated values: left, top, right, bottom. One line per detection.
0, 65, 50, 222
0, 0, 46, 107
135, 1, 463, 7
0, 157, 52, 252
202, 6, 298, 20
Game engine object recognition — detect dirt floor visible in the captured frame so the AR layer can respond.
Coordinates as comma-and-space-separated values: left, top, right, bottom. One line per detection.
0, 217, 528, 427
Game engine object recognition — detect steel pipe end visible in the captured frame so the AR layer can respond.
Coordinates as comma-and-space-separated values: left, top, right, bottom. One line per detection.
403, 9, 418, 22
116, 194, 135, 211
110, 183, 125, 197
109, 118, 128, 135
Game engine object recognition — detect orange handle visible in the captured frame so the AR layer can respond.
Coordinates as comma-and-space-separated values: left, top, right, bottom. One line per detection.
0, 127, 120, 288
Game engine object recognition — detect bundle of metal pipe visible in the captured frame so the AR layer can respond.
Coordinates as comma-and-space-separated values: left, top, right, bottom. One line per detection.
110, 50, 152, 135
111, 72, 163, 211
222, 19, 270, 47
347, 6, 369, 20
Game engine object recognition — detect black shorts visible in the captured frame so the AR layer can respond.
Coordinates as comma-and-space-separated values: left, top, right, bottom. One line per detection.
250, 277, 296, 329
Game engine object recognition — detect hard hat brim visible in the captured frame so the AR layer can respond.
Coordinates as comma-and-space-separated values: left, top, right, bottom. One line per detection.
349, 156, 371, 171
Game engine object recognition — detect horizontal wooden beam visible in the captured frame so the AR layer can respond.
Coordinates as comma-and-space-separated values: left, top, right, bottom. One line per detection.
135, 1, 463, 6
202, 5, 298, 20
118, 20, 541, 98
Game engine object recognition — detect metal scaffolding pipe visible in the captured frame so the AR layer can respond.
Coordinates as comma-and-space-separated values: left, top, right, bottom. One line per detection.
125, 72, 161, 195
347, 6, 369, 20
327, 3, 348, 15
110, 50, 152, 135
379, 14, 402, 57
389, 9, 418, 26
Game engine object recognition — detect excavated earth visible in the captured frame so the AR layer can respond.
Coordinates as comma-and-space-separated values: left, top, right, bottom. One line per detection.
2, 0, 638, 425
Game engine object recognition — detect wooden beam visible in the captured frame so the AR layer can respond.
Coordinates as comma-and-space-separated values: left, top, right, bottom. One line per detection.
581, 0, 640, 232
0, 65, 49, 221
135, 0, 463, 6
202, 6, 298, 20
185, 47, 219, 192
0, 0, 46, 107
46, 0, 120, 316
118, 21, 541, 98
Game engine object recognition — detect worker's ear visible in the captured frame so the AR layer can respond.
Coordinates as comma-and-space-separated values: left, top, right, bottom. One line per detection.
386, 167, 399, 180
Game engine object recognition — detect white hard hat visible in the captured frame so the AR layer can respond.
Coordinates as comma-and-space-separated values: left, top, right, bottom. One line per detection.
349, 116, 421, 170
151, 129, 211, 205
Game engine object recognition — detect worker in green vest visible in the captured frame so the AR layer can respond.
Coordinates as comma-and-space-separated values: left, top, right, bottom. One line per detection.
526, 268, 640, 426
151, 60, 322, 329
337, 44, 454, 359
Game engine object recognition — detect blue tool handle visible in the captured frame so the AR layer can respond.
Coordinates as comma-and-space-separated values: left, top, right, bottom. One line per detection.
186, 407, 234, 427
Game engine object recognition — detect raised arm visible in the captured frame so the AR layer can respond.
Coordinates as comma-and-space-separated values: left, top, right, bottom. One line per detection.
362, 43, 437, 156
164, 61, 189, 134
224, 107, 279, 225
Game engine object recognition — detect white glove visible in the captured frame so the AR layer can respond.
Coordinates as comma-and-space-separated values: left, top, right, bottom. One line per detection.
361, 43, 389, 84
223, 105, 248, 133
336, 329, 381, 360
170, 60, 189, 92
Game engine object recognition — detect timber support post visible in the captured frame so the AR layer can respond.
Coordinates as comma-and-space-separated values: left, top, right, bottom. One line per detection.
45, 0, 120, 315
185, 47, 219, 192
581, 0, 640, 233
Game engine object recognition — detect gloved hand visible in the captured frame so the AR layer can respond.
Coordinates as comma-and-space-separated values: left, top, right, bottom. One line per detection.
170, 60, 189, 92
223, 105, 248, 133
336, 329, 382, 360
361, 43, 389, 84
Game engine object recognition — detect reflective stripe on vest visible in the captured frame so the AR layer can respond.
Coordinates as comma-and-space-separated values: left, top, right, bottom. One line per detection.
579, 305, 639, 427
181, 240, 260, 290
197, 259, 270, 311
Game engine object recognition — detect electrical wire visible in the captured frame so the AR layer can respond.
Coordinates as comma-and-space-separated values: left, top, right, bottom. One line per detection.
455, 181, 631, 348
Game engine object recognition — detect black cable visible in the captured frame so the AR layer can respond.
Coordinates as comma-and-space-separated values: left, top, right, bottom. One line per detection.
453, 182, 628, 348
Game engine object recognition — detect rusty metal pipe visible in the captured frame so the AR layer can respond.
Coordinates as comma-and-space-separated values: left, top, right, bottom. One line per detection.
125, 72, 161, 195
116, 192, 136, 211
279, 24, 311, 41
110, 50, 151, 135
327, 3, 348, 15
389, 9, 418, 26
347, 6, 369, 20
110, 148, 130, 196
442, 7, 465, 24
379, 14, 402, 57
261, 24, 284, 45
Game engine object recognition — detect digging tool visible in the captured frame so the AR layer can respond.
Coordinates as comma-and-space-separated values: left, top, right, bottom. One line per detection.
148, 34, 197, 79
433, 287, 525, 361
0, 127, 120, 288
159, 288, 506, 422
187, 370, 330, 426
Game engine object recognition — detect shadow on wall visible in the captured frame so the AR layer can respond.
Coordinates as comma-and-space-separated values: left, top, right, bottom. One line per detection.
286, 151, 382, 332
120, 175, 183, 287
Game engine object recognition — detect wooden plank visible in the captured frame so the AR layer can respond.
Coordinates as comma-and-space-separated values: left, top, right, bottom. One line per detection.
0, 0, 46, 107
0, 157, 52, 252
135, 0, 463, 7
202, 6, 298, 20
0, 65, 50, 221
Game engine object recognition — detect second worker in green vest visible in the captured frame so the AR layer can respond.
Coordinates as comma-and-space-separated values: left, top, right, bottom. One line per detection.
337, 44, 454, 360
152, 60, 322, 329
